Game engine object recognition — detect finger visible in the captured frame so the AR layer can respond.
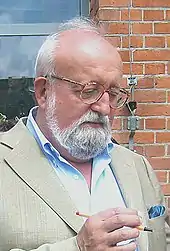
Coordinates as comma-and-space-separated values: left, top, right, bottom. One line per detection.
111, 208, 139, 217
92, 208, 116, 221
111, 241, 137, 251
107, 228, 139, 246
95, 207, 139, 221
103, 214, 141, 232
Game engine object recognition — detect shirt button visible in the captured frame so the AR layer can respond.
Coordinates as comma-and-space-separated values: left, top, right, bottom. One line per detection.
73, 175, 79, 180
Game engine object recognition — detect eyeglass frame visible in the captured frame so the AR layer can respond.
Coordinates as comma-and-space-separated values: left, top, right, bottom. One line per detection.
45, 74, 129, 109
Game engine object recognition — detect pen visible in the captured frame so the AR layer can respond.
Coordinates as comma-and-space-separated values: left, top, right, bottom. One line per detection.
76, 211, 153, 232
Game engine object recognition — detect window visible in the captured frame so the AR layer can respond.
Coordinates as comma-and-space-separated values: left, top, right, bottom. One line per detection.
0, 0, 89, 78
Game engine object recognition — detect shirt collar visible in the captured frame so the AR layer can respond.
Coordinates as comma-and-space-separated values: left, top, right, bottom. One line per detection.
26, 106, 51, 152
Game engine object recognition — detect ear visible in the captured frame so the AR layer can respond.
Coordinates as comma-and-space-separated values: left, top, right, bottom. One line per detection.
34, 77, 48, 110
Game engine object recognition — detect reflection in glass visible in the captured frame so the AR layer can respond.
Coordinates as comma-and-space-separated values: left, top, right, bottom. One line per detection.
0, 0, 79, 24
0, 36, 46, 78
0, 0, 81, 77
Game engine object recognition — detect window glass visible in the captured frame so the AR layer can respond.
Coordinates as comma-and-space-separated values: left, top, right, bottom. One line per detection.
0, 0, 79, 24
0, 0, 87, 78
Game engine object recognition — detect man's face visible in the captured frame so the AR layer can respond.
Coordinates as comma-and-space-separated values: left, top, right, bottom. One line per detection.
45, 92, 111, 160
43, 32, 123, 160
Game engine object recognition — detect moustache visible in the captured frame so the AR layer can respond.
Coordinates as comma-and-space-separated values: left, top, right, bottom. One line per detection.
76, 112, 109, 127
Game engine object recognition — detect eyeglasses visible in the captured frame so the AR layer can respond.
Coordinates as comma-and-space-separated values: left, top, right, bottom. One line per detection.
45, 74, 129, 109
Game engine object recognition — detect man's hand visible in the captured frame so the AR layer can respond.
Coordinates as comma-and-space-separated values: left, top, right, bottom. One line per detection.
76, 207, 141, 251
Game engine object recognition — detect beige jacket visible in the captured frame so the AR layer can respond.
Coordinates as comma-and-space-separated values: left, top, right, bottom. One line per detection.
0, 119, 169, 251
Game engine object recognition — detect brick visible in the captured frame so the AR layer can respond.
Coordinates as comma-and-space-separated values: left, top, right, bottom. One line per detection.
99, 9, 120, 21
155, 23, 170, 34
135, 89, 166, 103
90, 0, 98, 9
119, 50, 130, 61
144, 10, 164, 21
106, 23, 129, 34
133, 0, 170, 7
112, 118, 122, 130
134, 132, 154, 144
105, 36, 121, 47
155, 77, 170, 88
149, 158, 170, 170
121, 9, 142, 21
161, 184, 170, 196
145, 63, 165, 75
167, 10, 170, 20
145, 36, 165, 48
155, 171, 167, 182
112, 131, 129, 144
168, 91, 170, 103
90, 11, 99, 23
168, 145, 170, 155
145, 145, 165, 157
145, 118, 166, 129
123, 63, 143, 75
168, 63, 170, 74
114, 105, 129, 116
122, 36, 143, 48
134, 145, 144, 155
132, 23, 153, 34
167, 36, 170, 47
167, 119, 170, 130
90, 0, 99, 17
137, 104, 170, 116
99, 0, 129, 7
137, 78, 154, 88
156, 132, 170, 143
133, 50, 170, 61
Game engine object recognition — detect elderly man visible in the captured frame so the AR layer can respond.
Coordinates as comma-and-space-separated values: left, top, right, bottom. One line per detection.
0, 17, 168, 251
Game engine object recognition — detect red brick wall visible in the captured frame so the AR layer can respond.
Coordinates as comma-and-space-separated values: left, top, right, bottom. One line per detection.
90, 0, 170, 205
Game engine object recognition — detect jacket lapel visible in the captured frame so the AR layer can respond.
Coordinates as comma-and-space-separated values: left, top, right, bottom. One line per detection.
110, 146, 149, 250
1, 120, 83, 234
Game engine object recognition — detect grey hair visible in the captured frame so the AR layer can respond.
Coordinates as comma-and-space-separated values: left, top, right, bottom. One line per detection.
34, 17, 101, 78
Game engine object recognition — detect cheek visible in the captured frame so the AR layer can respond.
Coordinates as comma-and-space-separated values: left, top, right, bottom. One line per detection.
52, 98, 89, 130
47, 86, 90, 129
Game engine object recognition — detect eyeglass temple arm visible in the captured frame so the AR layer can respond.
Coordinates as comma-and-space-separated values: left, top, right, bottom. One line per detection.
45, 74, 129, 97
120, 88, 129, 95
47, 74, 85, 87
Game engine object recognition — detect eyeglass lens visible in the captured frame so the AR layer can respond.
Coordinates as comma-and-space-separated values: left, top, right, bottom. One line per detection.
80, 83, 127, 108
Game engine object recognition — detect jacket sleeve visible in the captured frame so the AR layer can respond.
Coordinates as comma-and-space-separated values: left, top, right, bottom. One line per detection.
10, 237, 80, 251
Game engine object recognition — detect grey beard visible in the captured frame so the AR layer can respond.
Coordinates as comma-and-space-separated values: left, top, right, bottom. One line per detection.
47, 113, 111, 160
57, 123, 111, 160
46, 95, 111, 160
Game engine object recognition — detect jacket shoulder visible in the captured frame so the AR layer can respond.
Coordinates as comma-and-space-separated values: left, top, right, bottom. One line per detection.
0, 118, 30, 158
112, 144, 144, 160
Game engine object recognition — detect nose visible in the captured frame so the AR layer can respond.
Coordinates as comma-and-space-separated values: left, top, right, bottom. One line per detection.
90, 92, 111, 116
